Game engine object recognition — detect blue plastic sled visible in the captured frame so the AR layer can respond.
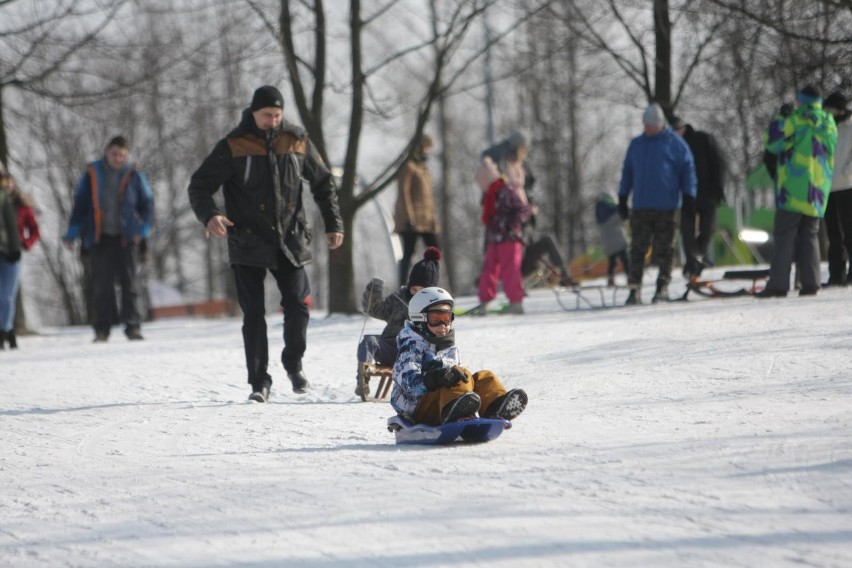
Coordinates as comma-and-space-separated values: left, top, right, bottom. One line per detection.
387, 415, 511, 445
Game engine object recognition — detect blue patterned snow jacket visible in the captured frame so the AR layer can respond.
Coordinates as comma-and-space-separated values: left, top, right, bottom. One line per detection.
390, 321, 460, 417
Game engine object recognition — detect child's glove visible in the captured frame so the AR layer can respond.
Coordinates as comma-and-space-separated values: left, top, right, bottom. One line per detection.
423, 362, 468, 391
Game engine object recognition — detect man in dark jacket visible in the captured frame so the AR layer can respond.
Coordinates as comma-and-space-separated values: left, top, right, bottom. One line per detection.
188, 85, 344, 402
671, 117, 727, 276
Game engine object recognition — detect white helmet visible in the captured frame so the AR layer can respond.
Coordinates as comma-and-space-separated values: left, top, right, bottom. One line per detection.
408, 287, 454, 324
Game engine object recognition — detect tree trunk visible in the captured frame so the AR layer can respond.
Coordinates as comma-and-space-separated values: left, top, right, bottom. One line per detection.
654, 0, 673, 113
326, 206, 356, 313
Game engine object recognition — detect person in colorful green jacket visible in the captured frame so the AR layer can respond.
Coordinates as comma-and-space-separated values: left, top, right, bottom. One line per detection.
758, 85, 837, 298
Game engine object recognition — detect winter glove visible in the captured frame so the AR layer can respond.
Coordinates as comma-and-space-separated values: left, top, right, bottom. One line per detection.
681, 194, 696, 218
617, 195, 629, 220
445, 365, 469, 386
422, 362, 468, 391
779, 103, 794, 117
367, 277, 384, 290
3, 250, 21, 263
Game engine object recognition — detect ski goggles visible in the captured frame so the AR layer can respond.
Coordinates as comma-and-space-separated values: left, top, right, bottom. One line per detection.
425, 310, 454, 327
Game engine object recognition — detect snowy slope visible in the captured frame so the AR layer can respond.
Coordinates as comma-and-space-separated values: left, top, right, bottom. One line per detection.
2, 267, 851, 567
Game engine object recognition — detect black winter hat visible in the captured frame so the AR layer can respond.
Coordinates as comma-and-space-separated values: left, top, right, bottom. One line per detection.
824, 92, 848, 112
798, 84, 822, 104
250, 86, 284, 112
407, 247, 442, 288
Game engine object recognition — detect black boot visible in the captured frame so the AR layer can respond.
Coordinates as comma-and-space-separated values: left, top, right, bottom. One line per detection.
288, 370, 310, 394
249, 378, 272, 403
441, 392, 481, 424
483, 389, 528, 421
652, 278, 670, 303
7, 331, 17, 349
0, 330, 6, 350
625, 289, 641, 306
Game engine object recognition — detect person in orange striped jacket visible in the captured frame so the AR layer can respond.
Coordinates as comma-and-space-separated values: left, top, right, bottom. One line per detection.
63, 136, 154, 342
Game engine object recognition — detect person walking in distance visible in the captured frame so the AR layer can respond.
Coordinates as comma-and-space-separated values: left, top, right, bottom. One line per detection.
618, 103, 697, 305
188, 85, 344, 402
670, 116, 727, 277
0, 173, 40, 349
758, 85, 837, 298
393, 134, 441, 287
821, 92, 852, 287
63, 136, 154, 342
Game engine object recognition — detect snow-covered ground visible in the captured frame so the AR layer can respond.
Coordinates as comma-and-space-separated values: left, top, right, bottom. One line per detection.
2, 267, 851, 567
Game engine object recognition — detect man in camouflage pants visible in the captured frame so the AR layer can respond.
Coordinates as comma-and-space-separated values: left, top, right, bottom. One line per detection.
618, 103, 697, 304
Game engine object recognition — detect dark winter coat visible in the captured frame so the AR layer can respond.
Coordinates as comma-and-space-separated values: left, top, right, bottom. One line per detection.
362, 281, 412, 341
188, 109, 344, 269
0, 190, 21, 261
681, 124, 726, 208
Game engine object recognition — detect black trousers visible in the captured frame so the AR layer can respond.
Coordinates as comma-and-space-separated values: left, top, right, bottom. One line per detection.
521, 235, 569, 277
90, 235, 140, 336
232, 253, 310, 388
824, 188, 852, 284
695, 204, 717, 260
398, 231, 440, 286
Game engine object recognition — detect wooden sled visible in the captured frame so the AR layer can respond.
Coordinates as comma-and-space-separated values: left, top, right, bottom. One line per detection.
681, 269, 769, 300
358, 362, 393, 402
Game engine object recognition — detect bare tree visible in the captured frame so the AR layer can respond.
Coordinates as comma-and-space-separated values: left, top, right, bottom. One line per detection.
268, 0, 544, 313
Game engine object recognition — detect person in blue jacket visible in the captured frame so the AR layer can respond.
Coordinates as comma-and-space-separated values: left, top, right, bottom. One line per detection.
618, 103, 697, 304
64, 136, 154, 342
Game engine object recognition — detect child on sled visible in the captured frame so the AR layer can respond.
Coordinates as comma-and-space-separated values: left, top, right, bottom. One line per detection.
390, 286, 528, 426
355, 247, 442, 396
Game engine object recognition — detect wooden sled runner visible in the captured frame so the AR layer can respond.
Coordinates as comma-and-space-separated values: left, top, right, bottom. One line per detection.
681, 269, 769, 300
358, 362, 393, 402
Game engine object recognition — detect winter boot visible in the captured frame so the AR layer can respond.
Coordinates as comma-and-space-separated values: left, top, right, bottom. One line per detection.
249, 378, 272, 403
652, 278, 670, 303
505, 302, 524, 315
354, 375, 370, 397
7, 331, 17, 349
125, 327, 144, 341
483, 388, 528, 421
440, 392, 481, 424
625, 289, 641, 306
288, 370, 310, 394
0, 331, 5, 350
